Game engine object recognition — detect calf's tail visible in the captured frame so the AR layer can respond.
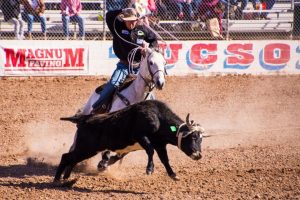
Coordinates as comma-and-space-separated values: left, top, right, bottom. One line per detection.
60, 115, 90, 123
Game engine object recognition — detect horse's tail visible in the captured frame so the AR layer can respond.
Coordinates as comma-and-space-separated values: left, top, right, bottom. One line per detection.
60, 115, 90, 124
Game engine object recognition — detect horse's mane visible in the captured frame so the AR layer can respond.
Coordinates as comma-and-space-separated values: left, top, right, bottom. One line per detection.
151, 46, 163, 55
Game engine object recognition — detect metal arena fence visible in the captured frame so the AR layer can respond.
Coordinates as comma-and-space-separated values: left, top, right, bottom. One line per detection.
0, 0, 298, 41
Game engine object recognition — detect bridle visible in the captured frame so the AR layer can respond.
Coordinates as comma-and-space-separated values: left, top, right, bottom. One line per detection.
138, 50, 166, 94
117, 48, 166, 106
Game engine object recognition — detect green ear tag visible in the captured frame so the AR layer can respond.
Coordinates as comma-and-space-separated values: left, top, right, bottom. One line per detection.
170, 126, 177, 132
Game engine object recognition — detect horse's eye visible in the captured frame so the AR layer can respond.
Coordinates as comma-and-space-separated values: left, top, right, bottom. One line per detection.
149, 61, 154, 65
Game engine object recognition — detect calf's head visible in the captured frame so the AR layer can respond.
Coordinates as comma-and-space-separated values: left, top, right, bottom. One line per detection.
177, 114, 205, 160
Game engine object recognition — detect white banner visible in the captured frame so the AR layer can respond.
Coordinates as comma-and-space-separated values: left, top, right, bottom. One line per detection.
0, 40, 299, 76
0, 41, 89, 76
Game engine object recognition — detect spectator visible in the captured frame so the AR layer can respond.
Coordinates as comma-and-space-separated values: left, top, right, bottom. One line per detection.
0, 0, 25, 40
241, 0, 275, 19
241, 0, 259, 11
260, 0, 276, 19
219, 0, 240, 20
130, 0, 156, 25
198, 0, 237, 39
198, 0, 225, 39
192, 0, 202, 17
22, 0, 47, 40
106, 0, 130, 11
60, 0, 85, 40
240, 0, 260, 19
156, 0, 169, 20
172, 0, 194, 20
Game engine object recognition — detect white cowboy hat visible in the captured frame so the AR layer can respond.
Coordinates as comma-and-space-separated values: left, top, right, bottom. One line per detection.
119, 8, 139, 21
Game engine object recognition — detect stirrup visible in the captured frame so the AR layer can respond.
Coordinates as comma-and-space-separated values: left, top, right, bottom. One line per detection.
92, 103, 108, 114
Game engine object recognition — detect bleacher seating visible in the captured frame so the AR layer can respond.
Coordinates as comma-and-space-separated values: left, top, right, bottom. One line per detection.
0, 0, 106, 40
233, 1, 293, 30
0, 0, 296, 40
155, 0, 294, 40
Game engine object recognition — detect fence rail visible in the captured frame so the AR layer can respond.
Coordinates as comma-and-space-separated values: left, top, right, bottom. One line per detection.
0, 0, 297, 40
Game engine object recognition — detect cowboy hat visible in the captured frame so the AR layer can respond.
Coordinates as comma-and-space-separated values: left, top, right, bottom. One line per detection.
119, 8, 138, 21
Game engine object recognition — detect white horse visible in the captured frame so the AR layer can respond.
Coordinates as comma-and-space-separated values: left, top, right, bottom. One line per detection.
67, 47, 167, 171
80, 47, 166, 115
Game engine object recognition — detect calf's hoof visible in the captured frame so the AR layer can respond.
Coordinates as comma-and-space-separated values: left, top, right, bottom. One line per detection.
97, 160, 109, 172
169, 173, 180, 181
53, 178, 60, 183
52, 178, 78, 187
146, 166, 154, 175
146, 169, 153, 175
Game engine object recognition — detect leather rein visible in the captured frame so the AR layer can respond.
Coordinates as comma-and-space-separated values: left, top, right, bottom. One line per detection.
139, 51, 165, 99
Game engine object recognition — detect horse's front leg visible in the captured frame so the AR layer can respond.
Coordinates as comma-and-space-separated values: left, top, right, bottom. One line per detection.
137, 136, 155, 175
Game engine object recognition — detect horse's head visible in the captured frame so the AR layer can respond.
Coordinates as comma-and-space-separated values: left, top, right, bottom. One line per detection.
139, 48, 166, 90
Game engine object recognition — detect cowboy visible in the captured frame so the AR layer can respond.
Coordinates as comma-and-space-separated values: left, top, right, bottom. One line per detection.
75, 8, 159, 116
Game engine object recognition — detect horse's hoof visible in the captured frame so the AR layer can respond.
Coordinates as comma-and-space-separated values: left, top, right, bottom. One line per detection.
170, 174, 180, 181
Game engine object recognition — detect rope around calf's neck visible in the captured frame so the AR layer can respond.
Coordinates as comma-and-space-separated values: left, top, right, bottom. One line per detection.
176, 123, 186, 150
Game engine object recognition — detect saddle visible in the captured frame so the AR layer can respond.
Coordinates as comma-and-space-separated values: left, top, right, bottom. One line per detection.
93, 75, 136, 114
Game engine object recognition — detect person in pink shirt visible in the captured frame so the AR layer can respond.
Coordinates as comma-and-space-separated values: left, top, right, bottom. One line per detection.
61, 0, 85, 40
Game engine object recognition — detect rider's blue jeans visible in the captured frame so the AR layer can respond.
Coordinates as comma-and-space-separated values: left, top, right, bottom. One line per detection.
92, 62, 139, 110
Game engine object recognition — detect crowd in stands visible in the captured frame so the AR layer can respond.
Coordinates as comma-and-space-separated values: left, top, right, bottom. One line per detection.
155, 0, 276, 39
0, 0, 277, 40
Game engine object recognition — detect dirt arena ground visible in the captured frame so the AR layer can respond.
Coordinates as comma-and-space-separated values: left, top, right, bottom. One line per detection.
0, 75, 300, 199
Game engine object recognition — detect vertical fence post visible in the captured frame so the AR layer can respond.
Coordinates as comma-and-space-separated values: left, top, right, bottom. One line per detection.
73, 23, 77, 40
103, 0, 106, 41
293, 2, 300, 39
226, 1, 230, 40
